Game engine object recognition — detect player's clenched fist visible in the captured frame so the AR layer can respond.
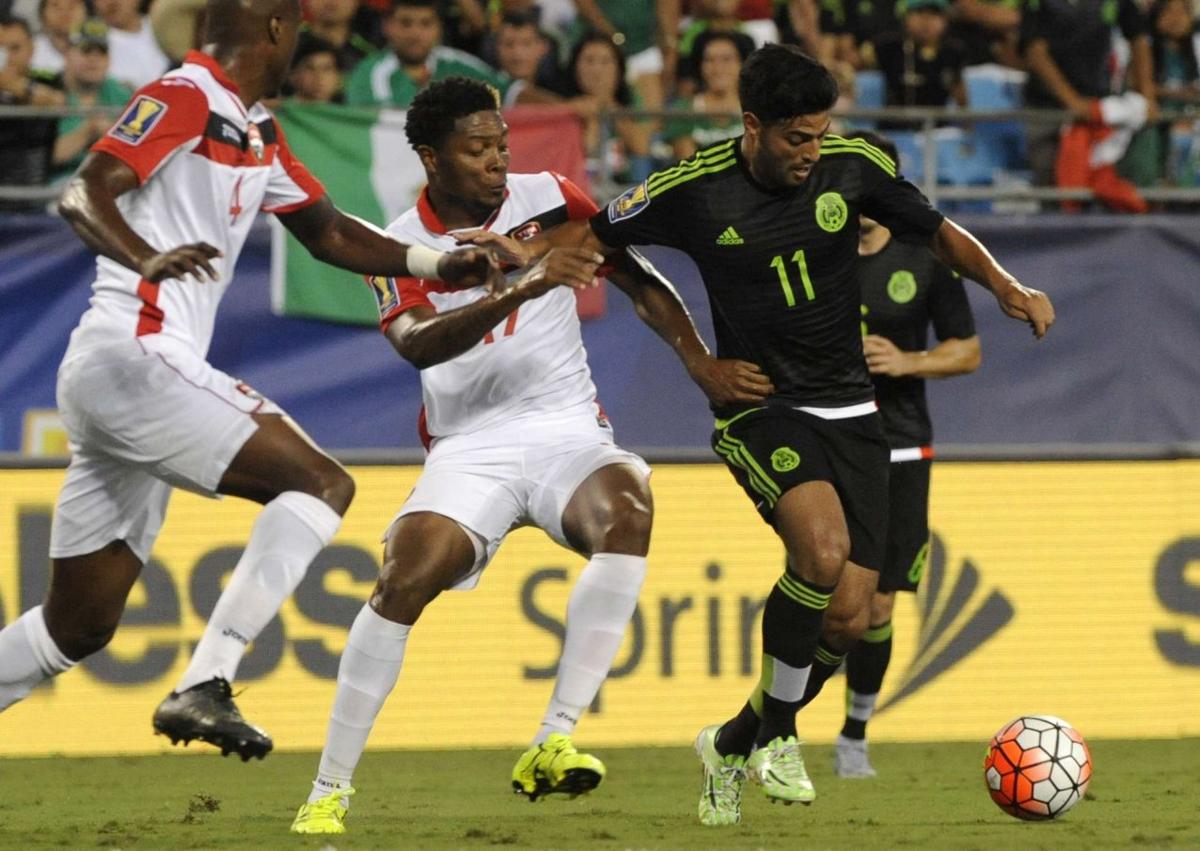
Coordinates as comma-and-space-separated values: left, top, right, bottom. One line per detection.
687, 355, 776, 406
139, 242, 222, 283
437, 246, 503, 289
511, 248, 605, 298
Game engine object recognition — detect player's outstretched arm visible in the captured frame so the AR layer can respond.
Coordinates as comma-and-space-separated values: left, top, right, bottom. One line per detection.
864, 334, 981, 378
606, 250, 775, 406
929, 218, 1056, 339
277, 198, 501, 289
59, 152, 222, 283
385, 248, 603, 369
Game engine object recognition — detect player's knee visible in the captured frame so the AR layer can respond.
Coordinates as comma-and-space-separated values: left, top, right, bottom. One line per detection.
822, 605, 870, 650
291, 461, 355, 515
788, 532, 850, 585
50, 617, 120, 661
599, 489, 654, 554
371, 560, 442, 623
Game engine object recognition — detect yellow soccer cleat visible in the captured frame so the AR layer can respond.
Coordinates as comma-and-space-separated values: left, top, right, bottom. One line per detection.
290, 787, 355, 835
747, 735, 816, 805
511, 733, 606, 801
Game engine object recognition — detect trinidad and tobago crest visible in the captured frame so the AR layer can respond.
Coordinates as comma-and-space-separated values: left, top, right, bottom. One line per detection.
876, 532, 1015, 713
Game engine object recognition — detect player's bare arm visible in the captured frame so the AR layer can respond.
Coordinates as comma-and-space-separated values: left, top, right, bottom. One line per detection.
276, 196, 501, 288
929, 219, 1056, 339
605, 254, 775, 407
59, 152, 223, 284
385, 247, 603, 369
863, 334, 981, 378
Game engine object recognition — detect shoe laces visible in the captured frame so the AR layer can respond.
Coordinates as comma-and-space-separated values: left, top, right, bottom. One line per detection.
766, 738, 807, 780
311, 787, 355, 812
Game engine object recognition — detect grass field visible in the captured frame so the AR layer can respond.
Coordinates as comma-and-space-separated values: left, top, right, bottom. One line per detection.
2, 739, 1197, 851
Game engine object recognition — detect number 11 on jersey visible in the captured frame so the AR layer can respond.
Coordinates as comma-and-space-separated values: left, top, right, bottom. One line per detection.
770, 249, 816, 307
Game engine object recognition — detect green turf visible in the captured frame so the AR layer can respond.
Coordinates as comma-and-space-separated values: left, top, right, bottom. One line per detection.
2, 739, 1196, 850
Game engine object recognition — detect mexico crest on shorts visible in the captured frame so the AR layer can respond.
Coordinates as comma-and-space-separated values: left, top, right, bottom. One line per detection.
887, 270, 917, 304
815, 192, 847, 233
608, 181, 650, 223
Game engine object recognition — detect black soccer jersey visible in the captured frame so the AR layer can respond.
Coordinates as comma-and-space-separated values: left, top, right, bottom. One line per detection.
590, 135, 945, 417
858, 238, 975, 447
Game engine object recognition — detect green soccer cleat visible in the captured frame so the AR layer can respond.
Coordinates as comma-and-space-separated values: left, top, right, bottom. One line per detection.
694, 724, 746, 827
511, 733, 605, 801
747, 735, 816, 805
290, 787, 355, 835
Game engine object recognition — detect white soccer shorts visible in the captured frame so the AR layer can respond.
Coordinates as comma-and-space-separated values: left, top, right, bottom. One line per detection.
50, 338, 282, 562
388, 410, 650, 590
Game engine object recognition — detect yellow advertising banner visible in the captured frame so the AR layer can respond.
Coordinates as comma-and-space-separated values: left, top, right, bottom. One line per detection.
1, 462, 1198, 756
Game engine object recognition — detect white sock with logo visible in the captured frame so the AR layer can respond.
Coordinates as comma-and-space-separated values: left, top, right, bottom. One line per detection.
176, 491, 341, 693
310, 604, 411, 802
0, 606, 76, 711
533, 553, 646, 745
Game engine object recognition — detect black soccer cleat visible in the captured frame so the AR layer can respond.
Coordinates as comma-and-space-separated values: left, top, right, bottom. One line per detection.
152, 677, 273, 761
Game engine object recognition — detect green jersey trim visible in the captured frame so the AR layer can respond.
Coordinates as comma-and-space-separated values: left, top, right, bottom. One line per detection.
646, 140, 737, 197
820, 135, 898, 177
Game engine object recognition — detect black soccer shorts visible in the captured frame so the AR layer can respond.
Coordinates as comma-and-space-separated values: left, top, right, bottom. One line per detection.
878, 457, 932, 593
710, 405, 890, 572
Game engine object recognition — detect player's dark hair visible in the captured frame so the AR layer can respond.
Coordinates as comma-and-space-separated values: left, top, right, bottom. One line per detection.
0, 12, 33, 37
738, 44, 837, 124
841, 129, 900, 171
405, 76, 502, 150
389, 0, 438, 13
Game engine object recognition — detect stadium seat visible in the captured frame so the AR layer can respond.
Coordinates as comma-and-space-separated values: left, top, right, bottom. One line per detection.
855, 70, 885, 110
964, 64, 1028, 175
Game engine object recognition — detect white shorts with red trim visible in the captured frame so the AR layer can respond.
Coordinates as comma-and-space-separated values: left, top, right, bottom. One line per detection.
50, 338, 283, 562
386, 410, 650, 591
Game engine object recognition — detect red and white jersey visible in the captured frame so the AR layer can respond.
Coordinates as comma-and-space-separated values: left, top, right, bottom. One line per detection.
370, 172, 601, 441
65, 51, 324, 360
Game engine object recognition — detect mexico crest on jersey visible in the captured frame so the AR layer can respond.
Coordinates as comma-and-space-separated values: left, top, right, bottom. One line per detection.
815, 191, 848, 233
887, 270, 917, 303
608, 181, 650, 222
110, 96, 168, 144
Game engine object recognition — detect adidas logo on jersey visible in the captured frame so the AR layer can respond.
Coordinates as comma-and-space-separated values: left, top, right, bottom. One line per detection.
716, 226, 744, 245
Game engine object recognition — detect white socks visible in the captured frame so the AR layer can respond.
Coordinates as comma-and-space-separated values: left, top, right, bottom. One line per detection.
533, 553, 646, 744
0, 605, 75, 711
177, 491, 342, 693
846, 689, 879, 724
311, 605, 411, 802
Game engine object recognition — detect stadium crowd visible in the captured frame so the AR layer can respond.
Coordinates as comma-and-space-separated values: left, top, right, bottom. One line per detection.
2, 0, 1200, 209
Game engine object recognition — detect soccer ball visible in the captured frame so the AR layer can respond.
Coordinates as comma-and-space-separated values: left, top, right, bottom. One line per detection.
982, 715, 1092, 820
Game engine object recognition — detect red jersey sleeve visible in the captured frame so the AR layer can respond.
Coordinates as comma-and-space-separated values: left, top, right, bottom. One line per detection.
552, 172, 600, 220
262, 118, 326, 213
91, 78, 209, 184
366, 275, 436, 332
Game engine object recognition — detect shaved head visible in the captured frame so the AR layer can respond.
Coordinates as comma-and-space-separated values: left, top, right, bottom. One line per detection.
203, 0, 302, 98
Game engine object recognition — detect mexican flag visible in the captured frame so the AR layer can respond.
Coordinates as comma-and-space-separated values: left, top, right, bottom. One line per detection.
270, 102, 592, 326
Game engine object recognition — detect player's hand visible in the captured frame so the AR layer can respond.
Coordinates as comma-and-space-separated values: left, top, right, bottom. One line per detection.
688, 356, 775, 406
863, 334, 912, 376
139, 242, 222, 283
454, 229, 533, 267
997, 282, 1055, 339
511, 248, 604, 299
437, 246, 502, 289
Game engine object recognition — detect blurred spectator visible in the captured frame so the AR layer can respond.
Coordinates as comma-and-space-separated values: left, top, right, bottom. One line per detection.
663, 30, 745, 159
0, 13, 63, 210
345, 0, 515, 106
94, 0, 170, 89
773, 0, 824, 60
559, 31, 652, 179
947, 0, 1021, 67
149, 0, 207, 64
50, 18, 132, 180
490, 11, 561, 91
486, 0, 578, 45
874, 0, 966, 109
1021, 0, 1157, 186
821, 0, 902, 68
29, 0, 84, 73
676, 0, 756, 90
568, 0, 679, 109
287, 32, 345, 103
1151, 0, 1200, 108
305, 0, 377, 73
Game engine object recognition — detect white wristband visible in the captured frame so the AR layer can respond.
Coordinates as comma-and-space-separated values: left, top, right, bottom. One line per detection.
406, 244, 445, 279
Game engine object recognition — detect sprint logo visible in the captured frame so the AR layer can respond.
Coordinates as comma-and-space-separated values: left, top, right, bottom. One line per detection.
716, 226, 744, 246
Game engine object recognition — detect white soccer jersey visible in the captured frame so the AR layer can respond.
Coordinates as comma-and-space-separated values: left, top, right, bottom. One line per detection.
370, 172, 603, 443
66, 51, 324, 360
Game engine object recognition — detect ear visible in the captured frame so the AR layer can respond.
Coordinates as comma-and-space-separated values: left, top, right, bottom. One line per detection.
742, 111, 760, 140
417, 144, 438, 175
